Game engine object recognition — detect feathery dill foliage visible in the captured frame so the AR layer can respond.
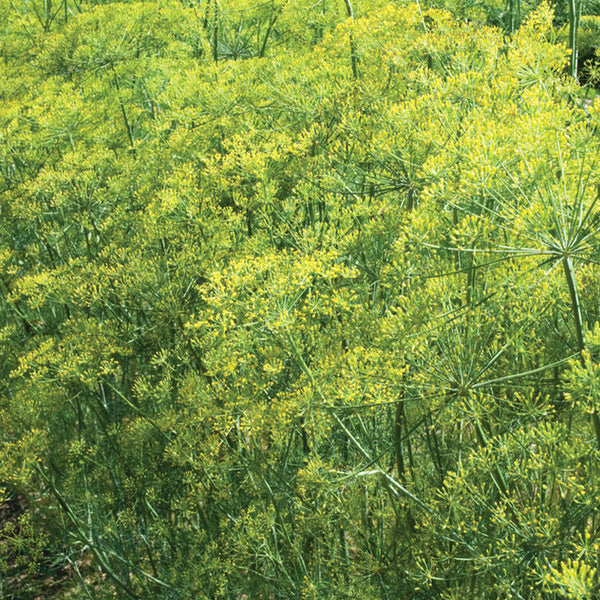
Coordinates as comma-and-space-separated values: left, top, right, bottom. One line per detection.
1, 0, 600, 597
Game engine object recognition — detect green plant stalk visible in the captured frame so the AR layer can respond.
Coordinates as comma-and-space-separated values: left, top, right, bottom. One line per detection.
259, 1, 280, 58
111, 69, 136, 157
394, 399, 418, 533
66, 555, 96, 600
563, 256, 585, 353
562, 255, 600, 444
394, 401, 405, 480
212, 0, 219, 62
506, 0, 521, 33
568, 0, 580, 79
343, 0, 358, 79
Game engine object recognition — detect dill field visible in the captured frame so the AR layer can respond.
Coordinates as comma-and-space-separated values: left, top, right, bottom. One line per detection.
3, 0, 600, 597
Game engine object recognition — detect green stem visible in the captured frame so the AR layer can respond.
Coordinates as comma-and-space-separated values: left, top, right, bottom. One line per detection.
111, 68, 136, 157
342, 0, 358, 79
394, 401, 405, 480
212, 0, 219, 62
259, 1, 280, 58
568, 0, 580, 79
563, 256, 585, 354
562, 256, 600, 445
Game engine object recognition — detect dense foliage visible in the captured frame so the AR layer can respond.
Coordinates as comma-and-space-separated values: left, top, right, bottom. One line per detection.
3, 0, 600, 597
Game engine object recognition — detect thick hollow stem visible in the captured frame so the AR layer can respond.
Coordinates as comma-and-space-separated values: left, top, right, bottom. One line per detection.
569, 0, 580, 79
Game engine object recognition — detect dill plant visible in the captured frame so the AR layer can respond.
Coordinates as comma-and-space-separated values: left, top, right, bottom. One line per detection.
2, 0, 600, 598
